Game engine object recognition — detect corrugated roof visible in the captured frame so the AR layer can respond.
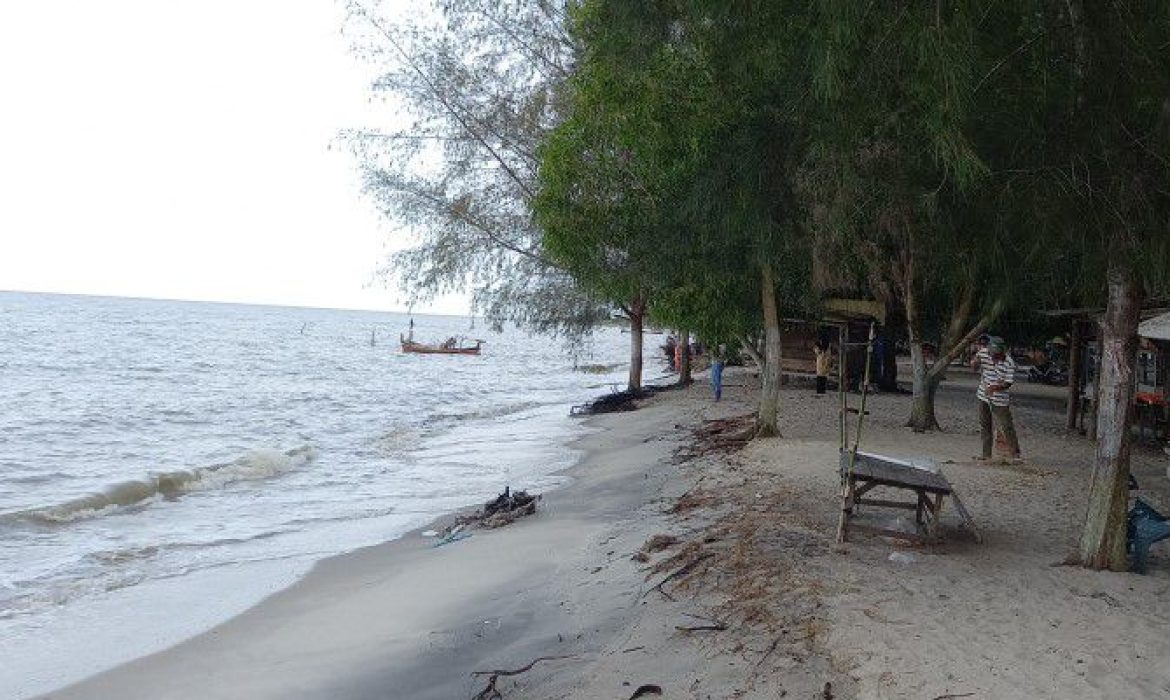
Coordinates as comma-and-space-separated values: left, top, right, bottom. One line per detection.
1139, 311, 1170, 341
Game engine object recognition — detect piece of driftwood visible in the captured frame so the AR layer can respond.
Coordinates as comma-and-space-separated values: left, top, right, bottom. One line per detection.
471, 655, 573, 700
440, 487, 540, 541
646, 552, 715, 601
756, 635, 783, 667
675, 623, 727, 632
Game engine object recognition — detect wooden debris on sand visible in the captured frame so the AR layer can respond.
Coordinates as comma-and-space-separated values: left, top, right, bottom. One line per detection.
571, 390, 641, 416
439, 487, 540, 540
673, 414, 755, 463
570, 384, 677, 416
471, 655, 573, 700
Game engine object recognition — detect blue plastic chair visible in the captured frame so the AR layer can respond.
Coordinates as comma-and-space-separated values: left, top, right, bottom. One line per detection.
1128, 497, 1170, 573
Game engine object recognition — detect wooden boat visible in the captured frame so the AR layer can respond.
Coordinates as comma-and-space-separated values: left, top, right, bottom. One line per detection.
400, 336, 483, 355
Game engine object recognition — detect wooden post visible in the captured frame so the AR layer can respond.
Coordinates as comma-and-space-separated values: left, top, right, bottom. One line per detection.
838, 324, 847, 451
1088, 320, 1102, 442
836, 477, 853, 543
1066, 320, 1084, 430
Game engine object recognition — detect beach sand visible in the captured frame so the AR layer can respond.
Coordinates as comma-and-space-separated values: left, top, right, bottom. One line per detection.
46, 369, 1170, 699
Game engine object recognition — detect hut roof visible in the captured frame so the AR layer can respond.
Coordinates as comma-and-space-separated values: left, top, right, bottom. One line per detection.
1139, 311, 1170, 341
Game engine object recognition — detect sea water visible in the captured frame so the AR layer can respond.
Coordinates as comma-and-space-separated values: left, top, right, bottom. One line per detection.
0, 291, 652, 698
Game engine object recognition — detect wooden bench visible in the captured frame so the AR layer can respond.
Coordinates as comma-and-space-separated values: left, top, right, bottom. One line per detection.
837, 450, 981, 544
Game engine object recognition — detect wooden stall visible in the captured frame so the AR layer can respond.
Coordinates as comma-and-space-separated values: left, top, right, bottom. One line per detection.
1136, 311, 1170, 443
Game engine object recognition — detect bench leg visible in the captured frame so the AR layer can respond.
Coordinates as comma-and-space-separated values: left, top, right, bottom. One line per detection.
927, 493, 945, 539
836, 478, 854, 544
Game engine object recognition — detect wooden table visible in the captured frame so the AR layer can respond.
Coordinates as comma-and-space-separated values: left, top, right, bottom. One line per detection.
836, 450, 981, 544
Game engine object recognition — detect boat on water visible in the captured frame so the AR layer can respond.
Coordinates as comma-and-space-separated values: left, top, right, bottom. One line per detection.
400, 335, 483, 355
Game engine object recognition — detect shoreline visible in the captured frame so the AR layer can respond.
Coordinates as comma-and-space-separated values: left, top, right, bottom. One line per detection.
9, 401, 588, 700
42, 371, 1170, 699
41, 395, 679, 699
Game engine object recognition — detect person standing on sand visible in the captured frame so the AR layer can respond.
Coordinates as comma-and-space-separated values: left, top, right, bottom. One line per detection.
972, 336, 1021, 462
814, 341, 832, 396
710, 345, 725, 402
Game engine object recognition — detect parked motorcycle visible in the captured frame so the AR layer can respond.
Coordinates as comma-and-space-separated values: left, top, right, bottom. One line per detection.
1028, 362, 1068, 385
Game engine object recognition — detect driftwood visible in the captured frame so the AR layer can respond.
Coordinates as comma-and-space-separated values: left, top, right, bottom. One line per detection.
471, 655, 573, 700
646, 552, 715, 601
756, 635, 783, 667
441, 487, 540, 540
675, 623, 727, 632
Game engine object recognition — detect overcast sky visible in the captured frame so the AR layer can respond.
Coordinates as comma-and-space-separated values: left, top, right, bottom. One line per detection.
0, 1, 466, 314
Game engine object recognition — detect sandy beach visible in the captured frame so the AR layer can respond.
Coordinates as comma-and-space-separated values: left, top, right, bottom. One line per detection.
46, 367, 1170, 700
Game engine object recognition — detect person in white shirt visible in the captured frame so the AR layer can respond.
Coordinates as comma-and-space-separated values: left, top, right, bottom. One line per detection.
971, 336, 1021, 461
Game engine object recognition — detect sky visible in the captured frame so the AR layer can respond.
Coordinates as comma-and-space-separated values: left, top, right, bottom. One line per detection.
0, 0, 467, 314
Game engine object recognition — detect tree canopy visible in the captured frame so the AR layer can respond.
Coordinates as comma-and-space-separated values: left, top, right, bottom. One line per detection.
364, 0, 1170, 571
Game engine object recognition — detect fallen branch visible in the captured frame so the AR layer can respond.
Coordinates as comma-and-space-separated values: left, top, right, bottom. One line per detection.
471, 655, 574, 700
756, 635, 783, 667
675, 623, 727, 632
645, 552, 714, 600
442, 487, 540, 539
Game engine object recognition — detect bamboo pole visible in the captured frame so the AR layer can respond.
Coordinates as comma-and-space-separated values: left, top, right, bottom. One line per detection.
838, 324, 847, 451
837, 321, 876, 544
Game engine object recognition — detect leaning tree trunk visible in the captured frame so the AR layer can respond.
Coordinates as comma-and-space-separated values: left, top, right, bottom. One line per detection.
627, 297, 646, 394
905, 268, 1001, 432
757, 264, 783, 437
1077, 266, 1141, 571
678, 328, 692, 386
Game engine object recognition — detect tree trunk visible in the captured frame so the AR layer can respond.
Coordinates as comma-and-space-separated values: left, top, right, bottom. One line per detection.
1088, 329, 1102, 442
1077, 265, 1141, 571
909, 348, 942, 432
757, 264, 782, 437
903, 266, 942, 431
905, 272, 1002, 432
678, 329, 692, 386
627, 298, 645, 394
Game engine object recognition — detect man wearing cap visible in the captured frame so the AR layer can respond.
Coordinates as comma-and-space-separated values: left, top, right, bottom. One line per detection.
971, 336, 1021, 461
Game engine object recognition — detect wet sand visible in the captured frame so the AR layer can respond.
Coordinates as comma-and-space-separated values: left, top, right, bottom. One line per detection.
45, 369, 1170, 699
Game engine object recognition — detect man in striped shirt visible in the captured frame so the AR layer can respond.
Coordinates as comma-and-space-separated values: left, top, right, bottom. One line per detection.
972, 336, 1021, 461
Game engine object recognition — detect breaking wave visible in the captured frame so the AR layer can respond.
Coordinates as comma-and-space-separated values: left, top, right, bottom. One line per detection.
432, 400, 543, 423
8, 446, 316, 525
